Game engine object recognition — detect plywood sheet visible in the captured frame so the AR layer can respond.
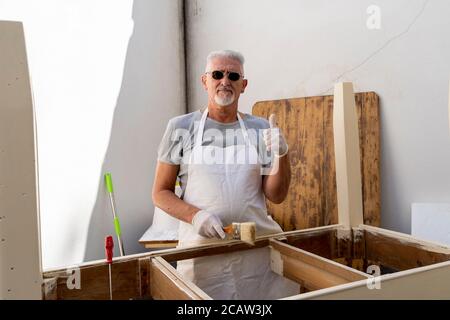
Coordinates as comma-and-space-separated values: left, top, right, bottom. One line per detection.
252, 92, 380, 230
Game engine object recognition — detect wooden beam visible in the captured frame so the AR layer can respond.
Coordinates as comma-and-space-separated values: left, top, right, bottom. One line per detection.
44, 259, 143, 300
43, 225, 341, 273
0, 21, 43, 299
333, 82, 364, 227
150, 257, 211, 300
289, 259, 450, 300
141, 240, 178, 249
42, 278, 58, 300
269, 240, 368, 291
363, 225, 450, 271
160, 225, 342, 263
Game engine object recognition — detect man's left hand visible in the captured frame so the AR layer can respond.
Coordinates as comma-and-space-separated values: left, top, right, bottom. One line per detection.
263, 114, 288, 157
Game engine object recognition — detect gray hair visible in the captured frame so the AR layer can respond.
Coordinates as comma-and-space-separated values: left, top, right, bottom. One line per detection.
205, 50, 245, 74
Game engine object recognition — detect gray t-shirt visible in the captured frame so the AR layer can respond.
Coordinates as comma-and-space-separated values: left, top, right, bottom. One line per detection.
157, 109, 271, 198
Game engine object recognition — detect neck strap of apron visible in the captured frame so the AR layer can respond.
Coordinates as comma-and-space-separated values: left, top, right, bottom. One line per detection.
195, 109, 249, 147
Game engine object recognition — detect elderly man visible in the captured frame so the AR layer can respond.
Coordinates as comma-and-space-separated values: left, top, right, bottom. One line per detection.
152, 50, 299, 299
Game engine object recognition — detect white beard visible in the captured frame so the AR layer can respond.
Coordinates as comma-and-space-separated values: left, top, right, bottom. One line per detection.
214, 92, 235, 106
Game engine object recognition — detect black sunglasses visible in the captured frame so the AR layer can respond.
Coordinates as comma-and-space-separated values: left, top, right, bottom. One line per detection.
207, 70, 242, 81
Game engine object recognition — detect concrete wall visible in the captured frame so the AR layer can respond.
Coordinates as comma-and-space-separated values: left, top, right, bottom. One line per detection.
185, 0, 450, 234
0, 0, 185, 269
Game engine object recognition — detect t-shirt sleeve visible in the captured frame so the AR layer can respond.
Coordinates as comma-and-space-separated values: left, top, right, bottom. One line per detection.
157, 119, 183, 165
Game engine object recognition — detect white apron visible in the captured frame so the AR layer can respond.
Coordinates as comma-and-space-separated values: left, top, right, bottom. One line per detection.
176, 109, 299, 300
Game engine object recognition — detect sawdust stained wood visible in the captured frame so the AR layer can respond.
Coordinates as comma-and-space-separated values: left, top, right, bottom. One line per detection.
363, 225, 450, 271
42, 278, 57, 300
270, 240, 368, 291
44, 260, 141, 300
286, 228, 335, 259
252, 92, 380, 230
359, 93, 380, 226
293, 260, 450, 300
150, 257, 211, 300
323, 94, 338, 226
138, 258, 151, 298
160, 240, 269, 263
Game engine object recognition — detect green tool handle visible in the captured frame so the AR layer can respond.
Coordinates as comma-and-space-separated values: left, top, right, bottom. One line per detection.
114, 217, 122, 236
105, 173, 114, 193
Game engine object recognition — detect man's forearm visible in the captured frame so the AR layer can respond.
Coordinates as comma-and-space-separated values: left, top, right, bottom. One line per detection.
263, 153, 291, 203
153, 190, 200, 224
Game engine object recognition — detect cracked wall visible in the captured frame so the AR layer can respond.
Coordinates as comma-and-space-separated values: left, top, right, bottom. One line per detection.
185, 0, 450, 234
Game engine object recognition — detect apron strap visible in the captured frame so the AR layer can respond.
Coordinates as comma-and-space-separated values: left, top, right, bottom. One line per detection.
196, 109, 252, 147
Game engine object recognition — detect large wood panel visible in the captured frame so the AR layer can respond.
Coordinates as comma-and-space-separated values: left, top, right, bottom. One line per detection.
252, 92, 380, 230
0, 21, 43, 299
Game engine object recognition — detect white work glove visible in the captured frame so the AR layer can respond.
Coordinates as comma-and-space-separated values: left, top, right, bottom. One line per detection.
191, 210, 226, 239
263, 114, 288, 157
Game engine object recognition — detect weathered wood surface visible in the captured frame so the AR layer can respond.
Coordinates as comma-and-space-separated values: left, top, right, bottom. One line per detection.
270, 240, 368, 291
363, 225, 450, 271
150, 257, 211, 300
44, 259, 143, 300
252, 92, 380, 230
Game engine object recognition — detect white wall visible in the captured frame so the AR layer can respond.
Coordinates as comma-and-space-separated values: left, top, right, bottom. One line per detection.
0, 0, 185, 269
185, 0, 450, 234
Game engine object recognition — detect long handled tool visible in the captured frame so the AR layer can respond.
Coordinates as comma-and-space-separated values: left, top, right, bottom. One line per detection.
105, 235, 114, 300
104, 173, 125, 256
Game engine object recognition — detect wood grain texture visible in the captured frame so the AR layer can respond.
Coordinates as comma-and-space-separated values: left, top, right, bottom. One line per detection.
364, 227, 450, 271
252, 92, 380, 230
270, 240, 368, 291
150, 257, 211, 300
44, 260, 141, 300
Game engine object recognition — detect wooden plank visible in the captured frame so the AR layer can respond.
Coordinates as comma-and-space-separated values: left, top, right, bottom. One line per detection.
270, 240, 368, 291
150, 257, 211, 300
252, 91, 380, 230
42, 278, 58, 300
286, 227, 335, 259
351, 228, 366, 271
44, 259, 141, 300
0, 21, 43, 299
333, 82, 364, 227
333, 228, 353, 267
141, 240, 178, 249
289, 259, 450, 300
363, 225, 450, 271
360, 92, 381, 226
161, 225, 341, 263
301, 96, 325, 228
138, 258, 151, 298
323, 94, 338, 226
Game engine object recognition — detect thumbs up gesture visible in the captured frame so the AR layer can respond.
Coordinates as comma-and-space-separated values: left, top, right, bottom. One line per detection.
263, 114, 289, 157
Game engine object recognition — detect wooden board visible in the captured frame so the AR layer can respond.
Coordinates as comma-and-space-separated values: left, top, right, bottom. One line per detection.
363, 225, 450, 271
252, 92, 380, 230
270, 239, 368, 291
150, 257, 211, 300
290, 259, 450, 300
0, 21, 43, 299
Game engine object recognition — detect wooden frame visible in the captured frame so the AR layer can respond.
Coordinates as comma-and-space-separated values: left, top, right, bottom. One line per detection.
3, 66, 450, 299
41, 222, 450, 300
38, 82, 450, 300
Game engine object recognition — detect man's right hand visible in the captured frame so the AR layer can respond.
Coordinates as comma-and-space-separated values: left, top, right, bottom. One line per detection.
191, 210, 226, 239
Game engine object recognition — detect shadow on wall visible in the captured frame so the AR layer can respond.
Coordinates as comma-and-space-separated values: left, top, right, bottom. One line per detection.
84, 0, 185, 261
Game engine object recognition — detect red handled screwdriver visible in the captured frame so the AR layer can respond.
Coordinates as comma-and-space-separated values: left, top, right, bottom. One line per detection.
105, 235, 114, 300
